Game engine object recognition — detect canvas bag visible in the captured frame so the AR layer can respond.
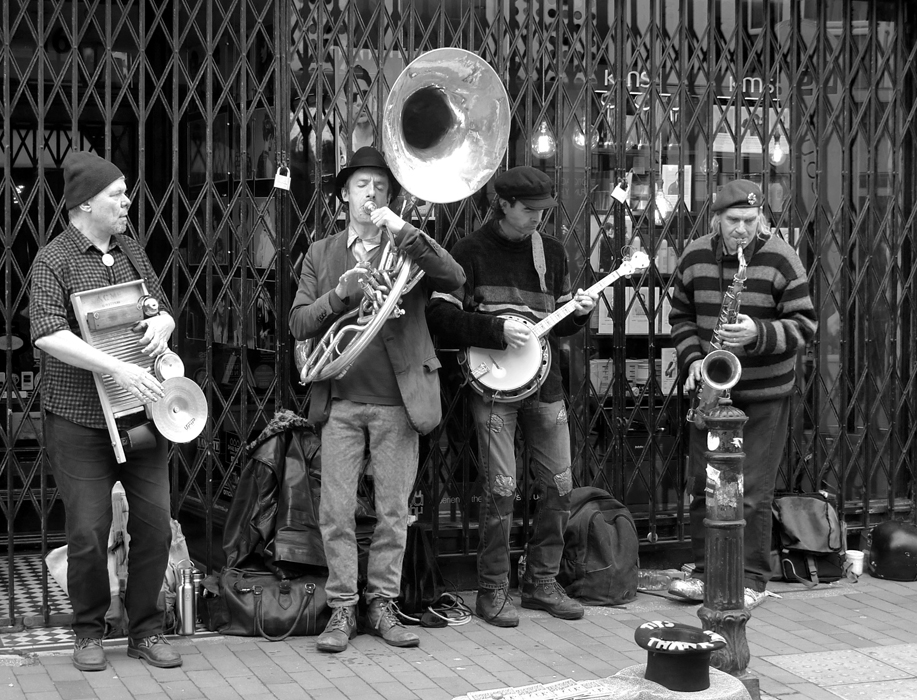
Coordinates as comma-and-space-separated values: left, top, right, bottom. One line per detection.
772, 492, 846, 587
557, 486, 639, 605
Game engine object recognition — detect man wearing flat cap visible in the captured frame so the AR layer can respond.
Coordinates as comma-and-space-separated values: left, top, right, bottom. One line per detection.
667, 178, 817, 609
427, 165, 597, 627
29, 151, 181, 670
289, 146, 464, 652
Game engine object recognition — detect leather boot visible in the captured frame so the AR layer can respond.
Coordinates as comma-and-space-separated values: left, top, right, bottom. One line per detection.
520, 580, 584, 620
72, 638, 107, 671
366, 599, 420, 648
316, 606, 357, 653
126, 634, 182, 668
475, 588, 519, 627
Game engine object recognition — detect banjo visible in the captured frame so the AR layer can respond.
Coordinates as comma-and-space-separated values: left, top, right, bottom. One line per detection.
463, 251, 650, 402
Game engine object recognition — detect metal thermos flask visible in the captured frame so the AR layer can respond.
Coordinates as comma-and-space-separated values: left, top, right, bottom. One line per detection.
177, 568, 197, 636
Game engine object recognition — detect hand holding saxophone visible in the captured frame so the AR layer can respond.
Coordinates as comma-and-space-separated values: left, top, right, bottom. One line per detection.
684, 359, 704, 392
717, 313, 757, 348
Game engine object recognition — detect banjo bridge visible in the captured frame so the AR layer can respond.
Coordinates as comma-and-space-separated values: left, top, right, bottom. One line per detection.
470, 362, 491, 380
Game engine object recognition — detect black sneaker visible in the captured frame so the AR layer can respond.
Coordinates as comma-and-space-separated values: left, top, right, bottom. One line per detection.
520, 580, 584, 620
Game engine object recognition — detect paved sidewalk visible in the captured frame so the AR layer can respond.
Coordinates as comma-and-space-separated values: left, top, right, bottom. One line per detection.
3, 574, 917, 699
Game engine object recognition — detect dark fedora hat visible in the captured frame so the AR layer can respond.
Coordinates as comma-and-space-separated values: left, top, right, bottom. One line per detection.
634, 620, 727, 692
333, 146, 401, 201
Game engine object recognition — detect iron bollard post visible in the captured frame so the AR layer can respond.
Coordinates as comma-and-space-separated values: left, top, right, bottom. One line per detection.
696, 400, 759, 698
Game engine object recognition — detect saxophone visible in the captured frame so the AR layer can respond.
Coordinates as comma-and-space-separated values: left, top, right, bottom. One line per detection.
685, 245, 747, 428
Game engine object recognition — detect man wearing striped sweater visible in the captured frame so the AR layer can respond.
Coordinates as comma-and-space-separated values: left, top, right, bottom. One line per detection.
667, 178, 817, 609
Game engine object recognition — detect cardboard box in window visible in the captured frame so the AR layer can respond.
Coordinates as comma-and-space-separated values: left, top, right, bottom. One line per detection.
658, 291, 673, 335
590, 359, 614, 395
659, 348, 678, 394
625, 287, 652, 335
624, 286, 673, 335
597, 289, 615, 335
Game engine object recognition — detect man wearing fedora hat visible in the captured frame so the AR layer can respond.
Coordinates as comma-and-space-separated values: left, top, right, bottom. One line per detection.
29, 150, 181, 671
290, 146, 464, 652
667, 178, 817, 609
427, 166, 598, 627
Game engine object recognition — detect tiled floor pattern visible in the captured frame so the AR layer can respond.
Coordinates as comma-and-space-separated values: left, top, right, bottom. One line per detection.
0, 553, 72, 621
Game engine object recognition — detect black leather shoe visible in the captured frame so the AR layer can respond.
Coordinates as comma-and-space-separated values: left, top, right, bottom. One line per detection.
366, 599, 420, 648
316, 606, 357, 653
127, 634, 182, 668
72, 638, 107, 671
520, 580, 584, 620
475, 588, 519, 627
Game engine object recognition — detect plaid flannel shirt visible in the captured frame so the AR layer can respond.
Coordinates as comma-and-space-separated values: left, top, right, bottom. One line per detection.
29, 224, 171, 428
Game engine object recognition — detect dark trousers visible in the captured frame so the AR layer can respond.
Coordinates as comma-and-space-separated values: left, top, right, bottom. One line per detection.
46, 413, 172, 640
688, 396, 790, 592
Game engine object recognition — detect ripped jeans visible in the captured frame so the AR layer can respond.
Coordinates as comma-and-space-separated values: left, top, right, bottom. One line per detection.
470, 394, 573, 590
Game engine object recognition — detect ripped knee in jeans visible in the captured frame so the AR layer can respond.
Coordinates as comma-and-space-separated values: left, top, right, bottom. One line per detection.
492, 474, 516, 498
553, 467, 573, 497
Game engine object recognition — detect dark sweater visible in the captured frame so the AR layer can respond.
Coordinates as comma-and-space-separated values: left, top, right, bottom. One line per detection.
426, 219, 588, 402
669, 232, 817, 402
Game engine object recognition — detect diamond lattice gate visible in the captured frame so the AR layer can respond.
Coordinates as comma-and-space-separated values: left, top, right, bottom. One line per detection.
1, 0, 915, 626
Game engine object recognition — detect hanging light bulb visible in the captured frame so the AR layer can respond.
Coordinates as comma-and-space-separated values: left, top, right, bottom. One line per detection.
700, 155, 719, 175
531, 119, 556, 159
769, 134, 787, 165
572, 120, 599, 150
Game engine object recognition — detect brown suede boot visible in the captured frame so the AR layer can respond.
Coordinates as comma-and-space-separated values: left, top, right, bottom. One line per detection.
475, 588, 519, 627
127, 634, 182, 668
316, 606, 357, 653
520, 580, 584, 620
366, 599, 420, 648
72, 638, 107, 671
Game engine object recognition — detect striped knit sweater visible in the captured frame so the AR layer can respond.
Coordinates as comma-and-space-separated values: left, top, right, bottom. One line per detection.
669, 231, 817, 403
427, 219, 587, 402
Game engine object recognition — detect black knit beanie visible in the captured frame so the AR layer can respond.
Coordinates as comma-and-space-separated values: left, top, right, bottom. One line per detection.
63, 151, 124, 210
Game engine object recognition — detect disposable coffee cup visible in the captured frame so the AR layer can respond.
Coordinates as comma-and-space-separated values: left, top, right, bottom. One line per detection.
846, 549, 864, 576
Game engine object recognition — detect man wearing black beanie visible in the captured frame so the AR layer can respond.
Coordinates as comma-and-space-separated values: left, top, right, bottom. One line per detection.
29, 151, 182, 671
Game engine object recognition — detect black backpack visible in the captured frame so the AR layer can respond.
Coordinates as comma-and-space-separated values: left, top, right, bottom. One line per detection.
557, 487, 639, 605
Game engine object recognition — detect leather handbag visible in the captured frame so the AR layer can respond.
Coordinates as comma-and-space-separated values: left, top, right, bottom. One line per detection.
201, 568, 331, 641
772, 492, 845, 587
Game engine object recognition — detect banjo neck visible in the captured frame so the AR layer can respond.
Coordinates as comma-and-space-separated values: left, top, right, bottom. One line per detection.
530, 267, 629, 340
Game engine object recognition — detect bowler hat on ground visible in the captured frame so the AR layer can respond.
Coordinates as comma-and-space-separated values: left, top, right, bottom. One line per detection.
63, 151, 124, 211
712, 178, 765, 212
634, 620, 727, 692
494, 166, 556, 209
334, 146, 401, 200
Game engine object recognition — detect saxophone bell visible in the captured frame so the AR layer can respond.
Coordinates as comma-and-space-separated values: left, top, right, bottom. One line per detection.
685, 244, 747, 428
685, 350, 743, 428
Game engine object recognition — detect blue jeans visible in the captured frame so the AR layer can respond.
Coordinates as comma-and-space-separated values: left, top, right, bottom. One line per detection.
45, 413, 172, 640
470, 394, 574, 590
319, 399, 418, 608
688, 396, 790, 592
